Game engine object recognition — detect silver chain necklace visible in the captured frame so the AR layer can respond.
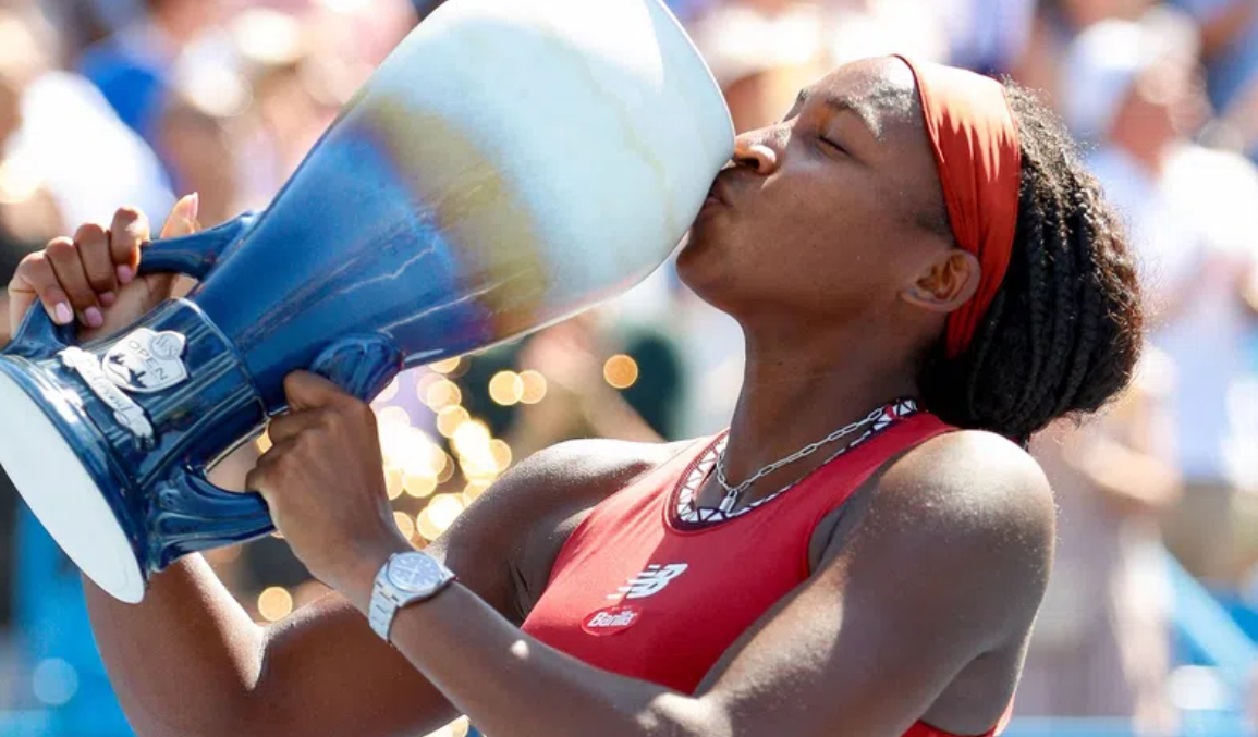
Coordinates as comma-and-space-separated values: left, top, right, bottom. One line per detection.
712, 405, 887, 514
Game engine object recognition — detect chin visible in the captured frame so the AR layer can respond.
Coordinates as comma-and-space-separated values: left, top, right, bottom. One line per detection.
674, 229, 709, 284
675, 232, 735, 309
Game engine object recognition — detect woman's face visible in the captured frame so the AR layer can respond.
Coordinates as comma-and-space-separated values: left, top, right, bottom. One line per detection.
677, 57, 958, 331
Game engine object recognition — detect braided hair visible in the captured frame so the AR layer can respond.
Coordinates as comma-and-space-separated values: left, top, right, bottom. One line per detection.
918, 83, 1144, 442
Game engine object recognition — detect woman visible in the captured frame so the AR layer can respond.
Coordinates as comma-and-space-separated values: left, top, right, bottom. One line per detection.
6, 55, 1142, 737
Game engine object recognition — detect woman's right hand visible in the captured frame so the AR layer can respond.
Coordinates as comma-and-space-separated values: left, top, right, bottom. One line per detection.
6, 194, 201, 343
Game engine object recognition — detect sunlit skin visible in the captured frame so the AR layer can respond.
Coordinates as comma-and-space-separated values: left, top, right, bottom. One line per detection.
6, 58, 1052, 737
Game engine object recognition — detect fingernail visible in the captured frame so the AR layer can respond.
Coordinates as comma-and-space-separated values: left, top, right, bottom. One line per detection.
99, 291, 116, 307
53, 303, 73, 325
117, 265, 134, 284
84, 307, 103, 329
183, 193, 199, 222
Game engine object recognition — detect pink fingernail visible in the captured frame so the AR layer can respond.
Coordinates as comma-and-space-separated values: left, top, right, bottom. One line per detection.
99, 291, 116, 307
84, 307, 103, 329
53, 303, 73, 325
117, 265, 134, 284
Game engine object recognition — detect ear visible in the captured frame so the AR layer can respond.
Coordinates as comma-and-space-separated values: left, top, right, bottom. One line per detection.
901, 249, 980, 313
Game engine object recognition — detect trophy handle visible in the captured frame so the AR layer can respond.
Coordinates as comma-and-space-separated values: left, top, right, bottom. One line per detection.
2, 300, 78, 359
139, 210, 261, 280
149, 334, 402, 564
150, 465, 274, 569
1, 211, 262, 360
308, 334, 405, 403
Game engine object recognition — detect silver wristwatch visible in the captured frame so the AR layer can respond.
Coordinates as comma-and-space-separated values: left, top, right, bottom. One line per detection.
368, 550, 456, 642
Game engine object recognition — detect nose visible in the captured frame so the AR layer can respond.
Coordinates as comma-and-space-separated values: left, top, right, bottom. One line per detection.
732, 131, 781, 175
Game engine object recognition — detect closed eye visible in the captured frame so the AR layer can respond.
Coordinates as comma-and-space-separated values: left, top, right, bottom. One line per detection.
818, 135, 847, 155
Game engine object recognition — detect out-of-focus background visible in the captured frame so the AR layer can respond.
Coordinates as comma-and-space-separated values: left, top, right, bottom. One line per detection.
0, 0, 1254, 735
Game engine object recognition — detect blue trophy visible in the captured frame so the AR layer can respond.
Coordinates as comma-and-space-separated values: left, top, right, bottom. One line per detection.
0, 0, 733, 603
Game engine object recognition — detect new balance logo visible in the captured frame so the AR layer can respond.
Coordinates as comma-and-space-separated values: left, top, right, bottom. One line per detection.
608, 563, 688, 600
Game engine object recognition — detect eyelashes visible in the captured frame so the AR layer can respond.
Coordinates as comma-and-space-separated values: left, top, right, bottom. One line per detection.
818, 136, 848, 155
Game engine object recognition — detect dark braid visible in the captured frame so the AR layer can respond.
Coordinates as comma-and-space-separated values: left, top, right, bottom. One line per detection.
918, 83, 1144, 442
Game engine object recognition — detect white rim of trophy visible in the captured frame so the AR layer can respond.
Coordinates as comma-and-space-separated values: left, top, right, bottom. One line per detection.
0, 371, 146, 603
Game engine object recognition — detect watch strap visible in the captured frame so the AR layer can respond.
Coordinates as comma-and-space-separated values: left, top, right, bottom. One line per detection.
368, 551, 456, 642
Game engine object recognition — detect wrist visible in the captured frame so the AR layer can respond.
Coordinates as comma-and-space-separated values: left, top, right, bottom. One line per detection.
340, 534, 412, 612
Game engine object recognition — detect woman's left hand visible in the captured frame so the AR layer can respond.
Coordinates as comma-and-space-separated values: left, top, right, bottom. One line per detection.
247, 371, 410, 606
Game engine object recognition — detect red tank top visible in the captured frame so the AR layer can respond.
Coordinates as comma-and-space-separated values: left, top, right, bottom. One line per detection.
521, 404, 1009, 737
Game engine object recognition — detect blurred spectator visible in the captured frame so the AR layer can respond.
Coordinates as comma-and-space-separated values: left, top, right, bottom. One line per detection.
1014, 0, 1157, 113
2, 4, 172, 233
1022, 349, 1181, 736
0, 8, 65, 342
230, 8, 344, 210
1167, 0, 1258, 138
937, 0, 1038, 75
78, 0, 230, 178
1061, 12, 1258, 587
824, 0, 949, 65
689, 0, 832, 131
1054, 0, 1159, 28
153, 89, 242, 228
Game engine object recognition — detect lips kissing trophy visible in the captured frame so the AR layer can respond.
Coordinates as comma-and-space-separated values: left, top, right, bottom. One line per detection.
0, 0, 733, 603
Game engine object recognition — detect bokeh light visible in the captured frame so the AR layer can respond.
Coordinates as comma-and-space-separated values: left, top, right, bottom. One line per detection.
385, 466, 405, 500
489, 370, 525, 406
394, 511, 416, 541
32, 659, 77, 706
416, 493, 466, 541
424, 378, 463, 410
257, 586, 294, 622
404, 472, 438, 498
430, 357, 461, 374
519, 370, 548, 404
603, 354, 639, 390
437, 405, 470, 437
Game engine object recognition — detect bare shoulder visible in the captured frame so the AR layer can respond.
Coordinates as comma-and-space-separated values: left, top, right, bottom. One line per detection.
849, 429, 1056, 639
428, 438, 696, 620
875, 429, 1054, 547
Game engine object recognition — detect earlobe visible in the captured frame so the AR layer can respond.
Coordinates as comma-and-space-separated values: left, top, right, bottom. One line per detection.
901, 250, 981, 313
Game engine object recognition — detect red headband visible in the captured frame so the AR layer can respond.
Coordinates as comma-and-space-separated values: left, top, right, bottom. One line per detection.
894, 55, 1022, 358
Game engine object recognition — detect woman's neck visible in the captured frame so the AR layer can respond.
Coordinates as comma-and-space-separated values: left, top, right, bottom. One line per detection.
718, 328, 920, 499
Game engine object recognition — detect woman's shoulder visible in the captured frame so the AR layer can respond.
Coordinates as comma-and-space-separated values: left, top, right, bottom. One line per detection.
875, 428, 1054, 542
849, 429, 1056, 626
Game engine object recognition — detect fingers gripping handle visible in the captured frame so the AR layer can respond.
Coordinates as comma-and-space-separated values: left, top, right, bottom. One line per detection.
150, 334, 405, 569
1, 212, 260, 359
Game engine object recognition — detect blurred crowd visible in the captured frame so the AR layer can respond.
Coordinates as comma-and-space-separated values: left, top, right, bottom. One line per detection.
0, 0, 1254, 736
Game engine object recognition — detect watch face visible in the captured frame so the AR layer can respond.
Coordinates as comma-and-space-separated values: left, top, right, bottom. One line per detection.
387, 552, 443, 592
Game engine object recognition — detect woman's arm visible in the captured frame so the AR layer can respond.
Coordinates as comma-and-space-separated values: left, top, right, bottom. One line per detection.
254, 375, 1055, 737
85, 434, 655, 737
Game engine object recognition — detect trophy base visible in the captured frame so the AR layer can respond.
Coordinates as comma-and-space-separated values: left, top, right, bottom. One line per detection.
0, 369, 145, 603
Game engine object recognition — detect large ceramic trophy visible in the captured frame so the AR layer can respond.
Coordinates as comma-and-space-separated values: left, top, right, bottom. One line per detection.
0, 0, 733, 603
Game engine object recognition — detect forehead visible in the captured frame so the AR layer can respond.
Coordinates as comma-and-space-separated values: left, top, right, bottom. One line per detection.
806, 57, 947, 230
806, 57, 921, 135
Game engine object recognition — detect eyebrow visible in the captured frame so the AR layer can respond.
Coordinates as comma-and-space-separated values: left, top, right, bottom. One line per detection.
796, 90, 883, 140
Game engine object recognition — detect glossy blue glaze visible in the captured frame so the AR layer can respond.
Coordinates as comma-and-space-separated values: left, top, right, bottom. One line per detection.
0, 104, 523, 590
190, 122, 498, 407
0, 0, 734, 597
0, 292, 409, 580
